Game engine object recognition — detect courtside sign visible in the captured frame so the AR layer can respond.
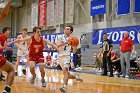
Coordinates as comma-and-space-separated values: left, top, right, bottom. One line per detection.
92, 26, 140, 44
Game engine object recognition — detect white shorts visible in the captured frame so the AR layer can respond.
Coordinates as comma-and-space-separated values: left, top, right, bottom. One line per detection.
58, 55, 71, 69
17, 50, 29, 57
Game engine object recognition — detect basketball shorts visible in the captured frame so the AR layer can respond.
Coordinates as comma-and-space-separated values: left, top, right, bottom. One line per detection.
58, 55, 71, 69
17, 50, 29, 57
29, 55, 44, 64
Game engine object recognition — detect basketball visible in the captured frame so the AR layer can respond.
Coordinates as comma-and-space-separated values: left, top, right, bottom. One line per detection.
68, 36, 79, 47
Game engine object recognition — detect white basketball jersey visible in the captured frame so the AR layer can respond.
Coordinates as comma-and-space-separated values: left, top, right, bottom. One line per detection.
17, 35, 28, 50
56, 34, 71, 57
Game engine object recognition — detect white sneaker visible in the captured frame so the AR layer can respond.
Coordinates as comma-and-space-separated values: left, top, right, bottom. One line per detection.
76, 74, 83, 82
120, 74, 125, 77
98, 70, 102, 73
95, 69, 100, 72
60, 86, 67, 93
113, 71, 119, 75
74, 67, 82, 72
41, 79, 46, 87
30, 75, 36, 85
125, 75, 129, 78
2, 90, 9, 93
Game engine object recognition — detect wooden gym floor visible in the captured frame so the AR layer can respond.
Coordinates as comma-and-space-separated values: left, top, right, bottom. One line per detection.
0, 65, 140, 93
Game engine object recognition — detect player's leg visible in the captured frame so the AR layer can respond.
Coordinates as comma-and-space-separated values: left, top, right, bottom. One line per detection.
68, 72, 83, 82
15, 56, 22, 76
63, 67, 69, 85
38, 63, 46, 87
59, 58, 69, 93
22, 55, 29, 75
0, 69, 4, 80
29, 61, 36, 84
24, 55, 29, 68
1, 61, 15, 93
59, 57, 83, 93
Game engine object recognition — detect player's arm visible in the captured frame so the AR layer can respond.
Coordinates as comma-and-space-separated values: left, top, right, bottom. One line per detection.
72, 46, 77, 54
57, 42, 68, 48
0, 40, 12, 50
13, 36, 31, 44
43, 38, 58, 51
56, 36, 68, 48
70, 60, 75, 68
14, 35, 22, 48
0, 41, 6, 50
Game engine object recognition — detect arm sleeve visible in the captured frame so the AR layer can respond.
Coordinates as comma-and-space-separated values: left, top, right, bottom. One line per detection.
109, 40, 113, 48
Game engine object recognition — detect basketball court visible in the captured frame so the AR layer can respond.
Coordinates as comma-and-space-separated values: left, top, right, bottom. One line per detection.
1, 0, 140, 93
0, 65, 140, 93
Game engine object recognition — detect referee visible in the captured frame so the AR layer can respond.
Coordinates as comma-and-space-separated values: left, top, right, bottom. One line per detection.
99, 33, 113, 77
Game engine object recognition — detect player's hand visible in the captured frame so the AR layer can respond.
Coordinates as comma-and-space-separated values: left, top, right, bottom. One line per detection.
107, 52, 110, 56
7, 47, 12, 51
18, 46, 24, 50
3, 46, 7, 50
63, 41, 68, 45
6, 42, 13, 46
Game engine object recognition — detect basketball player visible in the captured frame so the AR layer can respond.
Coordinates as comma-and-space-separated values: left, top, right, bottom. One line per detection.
15, 27, 29, 76
13, 26, 58, 87
0, 27, 15, 93
56, 25, 83, 93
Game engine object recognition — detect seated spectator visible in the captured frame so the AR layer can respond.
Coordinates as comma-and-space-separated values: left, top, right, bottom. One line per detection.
93, 53, 102, 72
136, 56, 140, 76
50, 58, 61, 69
111, 51, 121, 74
77, 54, 82, 67
46, 52, 52, 66
76, 48, 82, 67
130, 50, 137, 67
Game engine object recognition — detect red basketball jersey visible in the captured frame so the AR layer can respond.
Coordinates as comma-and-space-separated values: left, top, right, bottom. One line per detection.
0, 34, 7, 54
46, 56, 52, 61
29, 36, 44, 56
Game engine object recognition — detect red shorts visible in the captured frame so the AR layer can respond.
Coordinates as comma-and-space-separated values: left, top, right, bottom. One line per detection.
29, 55, 44, 64
0, 56, 6, 68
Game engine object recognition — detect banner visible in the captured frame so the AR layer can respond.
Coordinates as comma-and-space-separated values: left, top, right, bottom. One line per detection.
117, 0, 130, 15
39, 0, 46, 27
134, 0, 140, 13
65, 0, 74, 23
47, 0, 55, 26
31, 3, 38, 28
90, 0, 106, 16
92, 26, 140, 45
55, 0, 64, 25
42, 33, 63, 44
